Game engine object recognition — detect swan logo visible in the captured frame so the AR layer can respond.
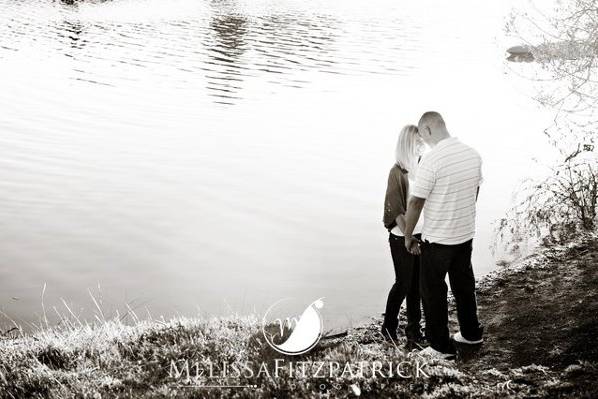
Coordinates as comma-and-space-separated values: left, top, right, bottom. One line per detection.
262, 298, 325, 356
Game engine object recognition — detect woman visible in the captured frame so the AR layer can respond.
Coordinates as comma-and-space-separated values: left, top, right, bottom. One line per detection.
381, 124, 424, 343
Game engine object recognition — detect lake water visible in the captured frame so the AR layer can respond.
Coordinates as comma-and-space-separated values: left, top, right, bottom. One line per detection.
0, 0, 557, 331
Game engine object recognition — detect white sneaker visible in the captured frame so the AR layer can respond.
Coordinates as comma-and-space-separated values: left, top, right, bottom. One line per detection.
452, 331, 483, 345
419, 346, 455, 360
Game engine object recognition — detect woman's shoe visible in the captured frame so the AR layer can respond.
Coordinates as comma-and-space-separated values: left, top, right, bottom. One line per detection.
380, 325, 399, 342
405, 326, 425, 343
406, 333, 426, 346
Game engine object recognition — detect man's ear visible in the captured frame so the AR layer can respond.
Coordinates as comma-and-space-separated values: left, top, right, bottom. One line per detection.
426, 126, 432, 136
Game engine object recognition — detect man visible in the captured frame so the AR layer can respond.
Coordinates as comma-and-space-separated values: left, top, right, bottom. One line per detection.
403, 111, 484, 358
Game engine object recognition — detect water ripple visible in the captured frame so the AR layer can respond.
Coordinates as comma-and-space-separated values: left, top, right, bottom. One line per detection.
0, 0, 425, 104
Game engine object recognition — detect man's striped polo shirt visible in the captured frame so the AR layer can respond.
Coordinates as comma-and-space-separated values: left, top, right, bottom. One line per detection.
411, 137, 483, 245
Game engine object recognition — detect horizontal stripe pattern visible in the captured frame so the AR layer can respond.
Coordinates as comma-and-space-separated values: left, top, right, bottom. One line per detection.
391, 176, 424, 236
412, 137, 482, 245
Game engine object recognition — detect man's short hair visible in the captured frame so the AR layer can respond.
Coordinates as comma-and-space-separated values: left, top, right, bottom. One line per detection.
419, 111, 446, 128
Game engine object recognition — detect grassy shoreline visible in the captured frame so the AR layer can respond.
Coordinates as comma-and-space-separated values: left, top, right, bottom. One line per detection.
1, 234, 597, 398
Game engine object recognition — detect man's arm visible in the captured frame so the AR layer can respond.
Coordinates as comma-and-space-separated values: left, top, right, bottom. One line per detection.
405, 152, 434, 253
394, 214, 407, 234
404, 196, 426, 254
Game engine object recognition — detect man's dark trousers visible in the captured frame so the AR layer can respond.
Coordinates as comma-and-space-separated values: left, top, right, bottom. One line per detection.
420, 239, 483, 353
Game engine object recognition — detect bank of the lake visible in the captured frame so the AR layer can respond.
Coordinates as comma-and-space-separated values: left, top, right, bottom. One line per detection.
0, 234, 596, 398
0, 0, 555, 325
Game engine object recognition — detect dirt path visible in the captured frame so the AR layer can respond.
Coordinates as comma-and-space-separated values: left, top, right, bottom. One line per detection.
456, 236, 598, 394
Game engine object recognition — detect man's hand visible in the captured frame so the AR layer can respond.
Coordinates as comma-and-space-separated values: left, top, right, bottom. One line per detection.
404, 235, 421, 255
403, 196, 425, 246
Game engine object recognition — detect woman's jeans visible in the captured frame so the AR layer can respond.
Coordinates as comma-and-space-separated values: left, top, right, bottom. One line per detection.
383, 233, 422, 338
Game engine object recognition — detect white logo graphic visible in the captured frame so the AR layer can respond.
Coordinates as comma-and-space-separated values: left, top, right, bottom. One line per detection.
262, 298, 325, 355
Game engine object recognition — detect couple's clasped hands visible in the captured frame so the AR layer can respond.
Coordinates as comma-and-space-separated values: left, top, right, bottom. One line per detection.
404, 235, 421, 255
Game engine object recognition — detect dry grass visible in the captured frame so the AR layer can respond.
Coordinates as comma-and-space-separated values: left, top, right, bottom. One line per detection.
0, 236, 597, 398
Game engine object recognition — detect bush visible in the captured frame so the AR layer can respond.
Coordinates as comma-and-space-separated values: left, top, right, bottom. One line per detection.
495, 156, 597, 250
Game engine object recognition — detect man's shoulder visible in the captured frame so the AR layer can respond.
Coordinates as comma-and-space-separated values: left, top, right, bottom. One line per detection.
447, 139, 482, 161
460, 142, 482, 163
454, 138, 480, 153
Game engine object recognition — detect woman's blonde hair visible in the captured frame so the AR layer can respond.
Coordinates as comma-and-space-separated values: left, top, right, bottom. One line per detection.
395, 124, 421, 174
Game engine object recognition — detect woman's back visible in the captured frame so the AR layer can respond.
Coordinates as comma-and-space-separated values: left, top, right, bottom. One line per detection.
383, 164, 423, 236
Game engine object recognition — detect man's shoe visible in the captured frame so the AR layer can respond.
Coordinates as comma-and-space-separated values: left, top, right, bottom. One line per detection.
419, 346, 455, 361
452, 331, 483, 345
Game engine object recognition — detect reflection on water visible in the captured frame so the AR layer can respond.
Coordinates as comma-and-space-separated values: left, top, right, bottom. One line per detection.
0, 0, 554, 330
207, 11, 249, 103
63, 21, 87, 50
0, 0, 417, 104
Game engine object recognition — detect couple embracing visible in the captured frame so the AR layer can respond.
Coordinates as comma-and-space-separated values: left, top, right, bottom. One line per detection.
382, 111, 484, 359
